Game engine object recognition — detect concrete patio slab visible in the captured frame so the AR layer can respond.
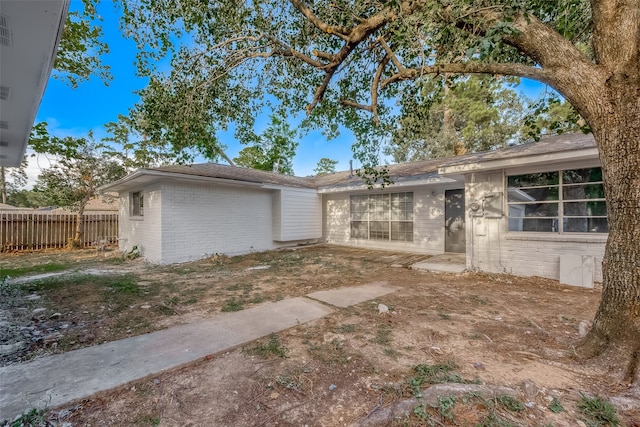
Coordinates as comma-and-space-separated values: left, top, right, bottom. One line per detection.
412, 253, 467, 273
0, 297, 332, 421
306, 282, 396, 308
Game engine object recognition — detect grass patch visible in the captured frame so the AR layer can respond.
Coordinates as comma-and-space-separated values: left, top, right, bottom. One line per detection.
221, 298, 244, 312
577, 393, 619, 426
250, 294, 265, 304
115, 316, 152, 333
548, 396, 564, 413
410, 392, 526, 426
494, 394, 525, 412
109, 277, 141, 295
245, 334, 289, 358
226, 283, 253, 292
408, 361, 465, 397
134, 414, 161, 426
24, 273, 139, 294
335, 323, 357, 333
307, 341, 350, 366
438, 396, 456, 422
0, 262, 69, 278
274, 366, 313, 394
383, 347, 401, 359
468, 294, 488, 305
3, 407, 49, 426
153, 304, 176, 316
372, 323, 393, 345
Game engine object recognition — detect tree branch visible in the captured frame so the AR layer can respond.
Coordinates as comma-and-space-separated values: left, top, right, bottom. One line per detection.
377, 37, 405, 73
289, 0, 352, 40
303, 7, 396, 111
381, 62, 553, 88
307, 71, 335, 111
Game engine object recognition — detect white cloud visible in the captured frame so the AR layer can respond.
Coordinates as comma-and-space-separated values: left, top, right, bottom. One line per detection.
23, 149, 58, 189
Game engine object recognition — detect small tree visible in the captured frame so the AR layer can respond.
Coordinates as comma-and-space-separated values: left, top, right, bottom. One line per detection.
234, 114, 299, 174
234, 146, 268, 170
314, 158, 338, 175
31, 125, 126, 248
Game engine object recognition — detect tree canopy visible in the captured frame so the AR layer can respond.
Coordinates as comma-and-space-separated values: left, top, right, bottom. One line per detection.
54, 0, 111, 87
115, 1, 598, 166
113, 0, 640, 386
314, 157, 339, 175
386, 74, 524, 162
233, 114, 299, 174
30, 124, 126, 246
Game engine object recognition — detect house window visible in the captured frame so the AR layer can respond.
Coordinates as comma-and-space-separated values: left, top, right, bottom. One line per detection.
131, 191, 144, 217
350, 192, 414, 241
507, 168, 607, 233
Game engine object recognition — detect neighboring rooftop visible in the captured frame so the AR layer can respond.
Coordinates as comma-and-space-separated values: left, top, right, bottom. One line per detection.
0, 203, 22, 211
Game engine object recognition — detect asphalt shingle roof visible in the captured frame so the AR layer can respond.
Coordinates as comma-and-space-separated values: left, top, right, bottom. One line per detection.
104, 133, 596, 192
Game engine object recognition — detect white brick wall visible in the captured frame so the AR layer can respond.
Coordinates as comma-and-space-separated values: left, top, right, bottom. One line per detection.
322, 185, 456, 254
158, 181, 275, 264
465, 171, 606, 282
118, 183, 163, 262
117, 180, 323, 265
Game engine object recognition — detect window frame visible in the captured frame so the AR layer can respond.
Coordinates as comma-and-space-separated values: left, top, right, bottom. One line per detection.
130, 191, 144, 218
506, 168, 607, 234
349, 192, 414, 242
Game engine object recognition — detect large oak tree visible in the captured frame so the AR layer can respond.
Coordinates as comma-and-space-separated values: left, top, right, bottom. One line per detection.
116, 0, 640, 385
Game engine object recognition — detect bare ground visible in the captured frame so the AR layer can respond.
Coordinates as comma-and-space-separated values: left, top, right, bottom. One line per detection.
1, 245, 638, 426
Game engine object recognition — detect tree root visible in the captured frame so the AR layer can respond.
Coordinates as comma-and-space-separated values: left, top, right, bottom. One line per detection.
352, 383, 519, 427
578, 331, 640, 387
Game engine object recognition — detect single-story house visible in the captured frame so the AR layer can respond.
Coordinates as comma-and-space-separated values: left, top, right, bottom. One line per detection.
101, 132, 605, 286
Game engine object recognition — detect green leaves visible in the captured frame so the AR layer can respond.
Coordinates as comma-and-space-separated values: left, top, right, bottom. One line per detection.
111, 0, 595, 182
387, 75, 523, 162
234, 114, 299, 174
29, 123, 126, 211
54, 0, 111, 87
313, 157, 338, 175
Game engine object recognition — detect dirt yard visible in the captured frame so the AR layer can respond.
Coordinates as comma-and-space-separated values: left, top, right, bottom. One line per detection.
1, 245, 637, 426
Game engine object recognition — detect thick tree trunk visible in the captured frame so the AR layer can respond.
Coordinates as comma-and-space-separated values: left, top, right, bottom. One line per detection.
579, 82, 640, 384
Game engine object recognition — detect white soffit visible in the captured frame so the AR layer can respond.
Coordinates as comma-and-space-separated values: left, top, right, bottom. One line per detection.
0, 0, 69, 167
437, 147, 600, 176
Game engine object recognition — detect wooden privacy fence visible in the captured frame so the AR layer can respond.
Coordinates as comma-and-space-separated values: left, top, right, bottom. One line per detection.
0, 212, 119, 251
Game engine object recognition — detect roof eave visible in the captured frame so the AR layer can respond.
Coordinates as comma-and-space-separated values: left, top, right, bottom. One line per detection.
99, 169, 274, 193
438, 146, 600, 176
317, 175, 461, 194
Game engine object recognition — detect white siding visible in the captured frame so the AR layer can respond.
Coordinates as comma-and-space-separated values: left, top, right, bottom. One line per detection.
273, 188, 322, 241
322, 185, 456, 254
118, 183, 163, 262
465, 170, 606, 282
158, 181, 274, 264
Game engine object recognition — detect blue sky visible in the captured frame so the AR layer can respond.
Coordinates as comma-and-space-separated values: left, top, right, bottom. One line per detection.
31, 1, 546, 183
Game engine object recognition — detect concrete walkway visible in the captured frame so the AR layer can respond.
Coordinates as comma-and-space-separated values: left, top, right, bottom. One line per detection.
411, 253, 467, 273
0, 283, 396, 421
